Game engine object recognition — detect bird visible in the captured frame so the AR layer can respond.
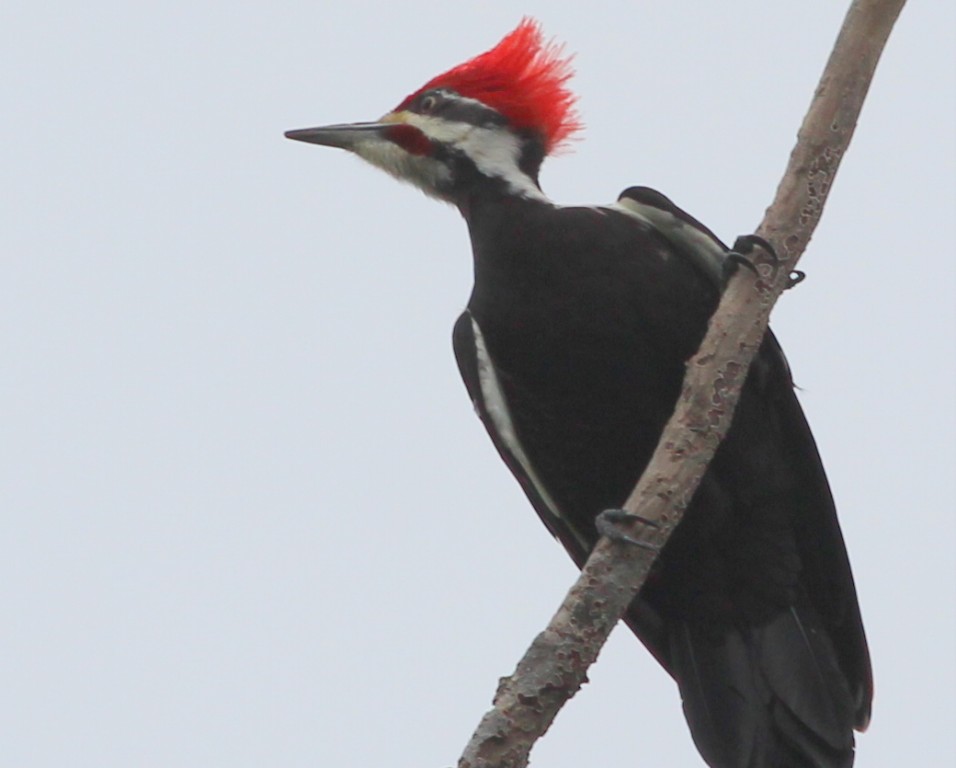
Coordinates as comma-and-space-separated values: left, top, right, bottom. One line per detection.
285, 19, 872, 768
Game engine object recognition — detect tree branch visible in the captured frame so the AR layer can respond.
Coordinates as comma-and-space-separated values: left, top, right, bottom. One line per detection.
457, 1, 906, 766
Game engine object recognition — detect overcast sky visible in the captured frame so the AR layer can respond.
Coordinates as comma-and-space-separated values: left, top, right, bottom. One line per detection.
2, 2, 954, 766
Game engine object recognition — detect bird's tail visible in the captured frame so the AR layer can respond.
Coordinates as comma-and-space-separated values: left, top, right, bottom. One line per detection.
668, 598, 858, 768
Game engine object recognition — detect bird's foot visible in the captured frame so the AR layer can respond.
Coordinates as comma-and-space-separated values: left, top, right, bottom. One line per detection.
596, 508, 663, 552
722, 252, 758, 284
733, 234, 778, 262
724, 236, 806, 290
722, 234, 778, 287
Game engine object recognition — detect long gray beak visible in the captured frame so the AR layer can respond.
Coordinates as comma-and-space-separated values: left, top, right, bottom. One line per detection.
284, 122, 392, 151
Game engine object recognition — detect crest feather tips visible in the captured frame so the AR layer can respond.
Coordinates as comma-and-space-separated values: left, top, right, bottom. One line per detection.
398, 19, 581, 153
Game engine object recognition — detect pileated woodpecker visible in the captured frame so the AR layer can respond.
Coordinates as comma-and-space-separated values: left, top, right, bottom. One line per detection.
286, 19, 872, 768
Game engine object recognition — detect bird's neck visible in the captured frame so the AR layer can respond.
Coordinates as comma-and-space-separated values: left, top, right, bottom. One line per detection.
459, 192, 561, 318
456, 173, 551, 224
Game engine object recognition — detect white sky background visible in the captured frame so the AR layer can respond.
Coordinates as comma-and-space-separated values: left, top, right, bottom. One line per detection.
2, 1, 953, 766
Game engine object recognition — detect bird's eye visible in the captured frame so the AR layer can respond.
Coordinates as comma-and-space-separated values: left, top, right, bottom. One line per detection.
419, 93, 440, 114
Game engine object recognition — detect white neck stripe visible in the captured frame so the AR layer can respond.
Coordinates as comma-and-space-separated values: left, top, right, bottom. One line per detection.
402, 114, 551, 202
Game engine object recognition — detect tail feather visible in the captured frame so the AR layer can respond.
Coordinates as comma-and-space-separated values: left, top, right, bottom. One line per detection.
770, 699, 854, 768
758, 606, 855, 753
670, 622, 763, 768
669, 602, 857, 768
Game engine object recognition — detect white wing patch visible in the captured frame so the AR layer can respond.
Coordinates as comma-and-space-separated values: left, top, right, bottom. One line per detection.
469, 316, 588, 549
607, 197, 728, 282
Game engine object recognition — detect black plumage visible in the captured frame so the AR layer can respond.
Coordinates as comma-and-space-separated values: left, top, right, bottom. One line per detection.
452, 193, 871, 767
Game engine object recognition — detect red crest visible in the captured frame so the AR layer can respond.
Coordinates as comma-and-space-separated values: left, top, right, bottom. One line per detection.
395, 19, 581, 153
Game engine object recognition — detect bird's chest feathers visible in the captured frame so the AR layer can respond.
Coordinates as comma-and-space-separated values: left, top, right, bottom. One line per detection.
465, 204, 716, 408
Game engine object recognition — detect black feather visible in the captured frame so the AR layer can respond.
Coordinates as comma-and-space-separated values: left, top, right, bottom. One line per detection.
452, 191, 871, 767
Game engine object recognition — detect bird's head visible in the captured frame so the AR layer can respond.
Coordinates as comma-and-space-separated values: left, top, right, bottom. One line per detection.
285, 19, 580, 206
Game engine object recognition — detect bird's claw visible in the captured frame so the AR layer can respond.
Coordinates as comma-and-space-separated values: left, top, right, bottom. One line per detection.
596, 508, 663, 552
724, 236, 807, 291
722, 252, 759, 285
722, 234, 778, 286
732, 234, 778, 263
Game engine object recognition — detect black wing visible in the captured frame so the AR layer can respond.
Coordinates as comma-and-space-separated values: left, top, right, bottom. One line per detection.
615, 184, 872, 732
